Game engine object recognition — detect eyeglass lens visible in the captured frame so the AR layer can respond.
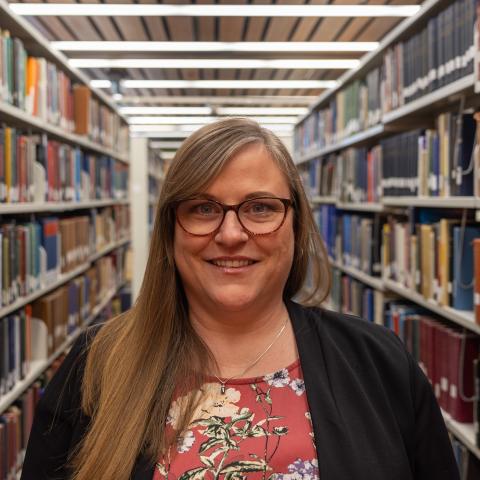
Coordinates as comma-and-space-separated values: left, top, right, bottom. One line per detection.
177, 198, 287, 235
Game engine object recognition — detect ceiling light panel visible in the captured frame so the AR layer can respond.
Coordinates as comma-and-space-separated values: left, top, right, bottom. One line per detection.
120, 107, 213, 115
120, 107, 308, 115
118, 95, 316, 106
119, 80, 337, 89
52, 41, 379, 53
215, 107, 308, 115
69, 58, 360, 69
130, 124, 294, 133
127, 116, 299, 125
10, 4, 421, 17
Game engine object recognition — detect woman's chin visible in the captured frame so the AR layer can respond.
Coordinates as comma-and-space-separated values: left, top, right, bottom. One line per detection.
208, 290, 258, 312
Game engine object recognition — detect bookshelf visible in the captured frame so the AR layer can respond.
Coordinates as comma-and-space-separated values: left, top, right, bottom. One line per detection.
383, 278, 480, 335
336, 202, 384, 213
0, 4, 132, 474
296, 0, 480, 461
0, 101, 129, 164
443, 411, 480, 461
382, 74, 476, 124
0, 198, 129, 214
0, 279, 127, 414
313, 196, 479, 209
331, 260, 385, 292
382, 197, 478, 208
295, 125, 386, 165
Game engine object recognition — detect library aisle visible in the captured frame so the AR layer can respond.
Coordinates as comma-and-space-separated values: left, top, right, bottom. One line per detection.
1, 0, 480, 478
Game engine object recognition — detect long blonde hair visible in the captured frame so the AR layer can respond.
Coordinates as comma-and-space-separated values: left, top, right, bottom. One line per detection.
70, 118, 331, 479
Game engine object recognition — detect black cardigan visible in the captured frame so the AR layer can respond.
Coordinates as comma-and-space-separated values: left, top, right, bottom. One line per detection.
21, 301, 460, 480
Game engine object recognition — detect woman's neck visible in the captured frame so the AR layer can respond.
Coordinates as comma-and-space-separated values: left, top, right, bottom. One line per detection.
188, 300, 297, 378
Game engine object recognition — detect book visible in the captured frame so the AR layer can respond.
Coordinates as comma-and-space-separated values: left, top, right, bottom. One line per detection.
474, 239, 480, 323
452, 225, 480, 310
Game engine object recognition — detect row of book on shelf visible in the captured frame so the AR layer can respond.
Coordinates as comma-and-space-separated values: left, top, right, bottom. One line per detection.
328, 266, 480, 442
295, 0, 478, 154
327, 258, 480, 458
299, 110, 480, 201
0, 278, 132, 480
0, 126, 129, 204
0, 204, 129, 311
0, 28, 129, 153
315, 207, 480, 321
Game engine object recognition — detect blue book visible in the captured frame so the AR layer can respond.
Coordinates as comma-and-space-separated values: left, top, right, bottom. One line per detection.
74, 148, 82, 201
40, 217, 59, 276
452, 226, 480, 310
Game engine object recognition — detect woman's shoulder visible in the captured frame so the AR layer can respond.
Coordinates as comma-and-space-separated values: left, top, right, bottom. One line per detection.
287, 300, 409, 366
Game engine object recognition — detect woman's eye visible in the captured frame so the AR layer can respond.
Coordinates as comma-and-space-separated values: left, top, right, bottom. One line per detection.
195, 203, 218, 215
249, 202, 270, 213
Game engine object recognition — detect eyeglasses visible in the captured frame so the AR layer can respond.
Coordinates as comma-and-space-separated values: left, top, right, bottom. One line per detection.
175, 196, 292, 236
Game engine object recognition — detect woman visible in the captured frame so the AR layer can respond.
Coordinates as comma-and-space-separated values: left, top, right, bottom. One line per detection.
22, 118, 458, 480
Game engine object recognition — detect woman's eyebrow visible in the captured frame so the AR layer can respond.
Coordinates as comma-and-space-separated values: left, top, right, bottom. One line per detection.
195, 191, 279, 201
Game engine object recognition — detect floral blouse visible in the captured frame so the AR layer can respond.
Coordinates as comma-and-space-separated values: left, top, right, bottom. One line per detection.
153, 359, 319, 480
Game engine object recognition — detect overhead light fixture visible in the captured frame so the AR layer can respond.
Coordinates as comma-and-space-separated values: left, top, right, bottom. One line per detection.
52, 41, 379, 53
121, 106, 307, 116
130, 124, 293, 133
117, 80, 337, 89
150, 141, 183, 149
70, 58, 360, 70
215, 107, 308, 115
120, 106, 213, 115
135, 130, 292, 139
117, 95, 316, 106
127, 116, 299, 125
90, 79, 112, 89
10, 4, 420, 17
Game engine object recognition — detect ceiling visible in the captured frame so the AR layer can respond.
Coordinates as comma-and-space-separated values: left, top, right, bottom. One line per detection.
11, 0, 424, 142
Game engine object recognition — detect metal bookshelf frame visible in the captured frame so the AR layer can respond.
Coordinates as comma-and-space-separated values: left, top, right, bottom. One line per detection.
312, 196, 480, 209
331, 260, 385, 291
0, 198, 129, 214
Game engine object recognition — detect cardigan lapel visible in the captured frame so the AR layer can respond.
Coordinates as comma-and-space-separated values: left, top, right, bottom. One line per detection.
131, 454, 155, 480
287, 300, 361, 480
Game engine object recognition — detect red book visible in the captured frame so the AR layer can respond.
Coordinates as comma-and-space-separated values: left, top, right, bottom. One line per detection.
436, 323, 451, 411
420, 317, 436, 385
448, 330, 480, 423
474, 239, 480, 324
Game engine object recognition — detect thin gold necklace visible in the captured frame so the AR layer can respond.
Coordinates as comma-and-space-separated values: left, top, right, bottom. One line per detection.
212, 316, 289, 394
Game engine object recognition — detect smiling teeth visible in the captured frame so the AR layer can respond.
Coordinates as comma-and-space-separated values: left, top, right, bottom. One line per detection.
212, 259, 254, 268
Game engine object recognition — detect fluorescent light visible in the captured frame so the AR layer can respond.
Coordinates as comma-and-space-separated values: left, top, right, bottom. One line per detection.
70, 58, 360, 70
90, 79, 112, 88
135, 130, 292, 139
119, 80, 337, 89
121, 107, 308, 116
10, 4, 420, 17
118, 95, 316, 106
120, 107, 213, 115
150, 141, 183, 149
52, 41, 379, 53
127, 116, 299, 125
112, 93, 123, 101
130, 124, 293, 133
216, 107, 308, 115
